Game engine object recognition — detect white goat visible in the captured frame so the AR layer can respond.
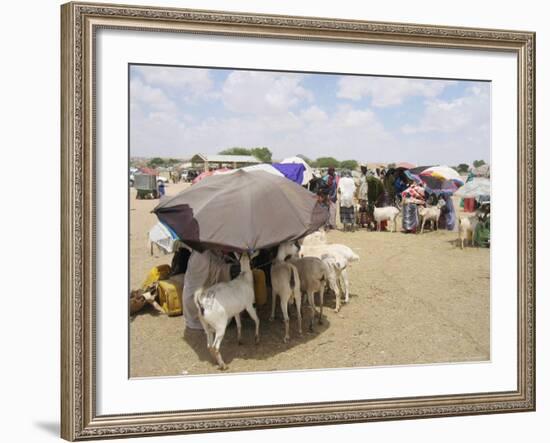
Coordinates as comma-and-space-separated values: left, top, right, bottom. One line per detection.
319, 253, 348, 312
458, 215, 478, 249
373, 206, 400, 232
299, 238, 359, 310
301, 229, 327, 246
418, 199, 446, 234
194, 253, 260, 370
270, 242, 302, 343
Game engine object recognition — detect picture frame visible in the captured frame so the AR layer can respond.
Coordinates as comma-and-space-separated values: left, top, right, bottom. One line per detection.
61, 1, 536, 440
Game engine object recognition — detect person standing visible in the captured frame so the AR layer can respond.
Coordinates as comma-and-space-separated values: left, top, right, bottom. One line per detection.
357, 164, 369, 228
401, 181, 426, 233
338, 171, 356, 231
323, 166, 339, 229
182, 249, 232, 330
157, 179, 165, 198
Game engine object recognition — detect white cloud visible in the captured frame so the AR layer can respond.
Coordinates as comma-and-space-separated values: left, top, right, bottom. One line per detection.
401, 85, 490, 134
222, 71, 313, 115
131, 101, 392, 161
129, 66, 489, 165
134, 66, 214, 101
130, 77, 177, 113
300, 105, 328, 123
337, 76, 450, 107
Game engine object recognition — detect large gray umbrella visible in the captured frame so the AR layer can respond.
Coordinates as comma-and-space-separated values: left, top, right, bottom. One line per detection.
153, 170, 328, 252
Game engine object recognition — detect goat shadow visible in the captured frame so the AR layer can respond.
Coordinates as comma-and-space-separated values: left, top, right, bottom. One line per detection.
183, 293, 333, 367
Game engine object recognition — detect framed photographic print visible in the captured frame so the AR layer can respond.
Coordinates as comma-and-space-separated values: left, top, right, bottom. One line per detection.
61, 1, 536, 440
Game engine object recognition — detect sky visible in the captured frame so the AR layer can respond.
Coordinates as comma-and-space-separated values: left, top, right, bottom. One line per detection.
129, 64, 490, 165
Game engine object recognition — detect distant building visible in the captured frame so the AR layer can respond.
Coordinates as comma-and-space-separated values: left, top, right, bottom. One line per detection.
191, 153, 262, 171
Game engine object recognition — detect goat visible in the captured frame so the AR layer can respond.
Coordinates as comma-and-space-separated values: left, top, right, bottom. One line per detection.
194, 252, 260, 370
458, 215, 478, 249
373, 206, 400, 232
288, 256, 331, 330
299, 240, 359, 310
320, 252, 349, 312
418, 199, 446, 234
270, 242, 302, 343
301, 229, 327, 246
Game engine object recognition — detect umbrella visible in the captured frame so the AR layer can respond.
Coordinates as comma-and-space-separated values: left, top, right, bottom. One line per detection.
419, 166, 465, 192
153, 170, 329, 252
404, 170, 422, 184
395, 161, 416, 170
409, 165, 434, 175
455, 178, 491, 198
420, 166, 464, 183
192, 168, 231, 184
281, 156, 314, 185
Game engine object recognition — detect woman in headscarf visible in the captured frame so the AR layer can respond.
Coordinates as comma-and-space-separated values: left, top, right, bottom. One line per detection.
401, 181, 426, 233
437, 192, 456, 231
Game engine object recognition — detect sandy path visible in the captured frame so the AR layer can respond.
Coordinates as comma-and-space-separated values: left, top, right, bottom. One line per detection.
129, 182, 489, 377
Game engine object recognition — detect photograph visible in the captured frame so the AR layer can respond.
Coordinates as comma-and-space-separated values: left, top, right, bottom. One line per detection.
58, 2, 536, 440
128, 64, 492, 376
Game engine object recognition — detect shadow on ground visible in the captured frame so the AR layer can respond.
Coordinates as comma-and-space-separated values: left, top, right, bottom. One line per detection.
183, 297, 332, 368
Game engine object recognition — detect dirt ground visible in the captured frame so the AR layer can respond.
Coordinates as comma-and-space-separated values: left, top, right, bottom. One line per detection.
130, 182, 490, 377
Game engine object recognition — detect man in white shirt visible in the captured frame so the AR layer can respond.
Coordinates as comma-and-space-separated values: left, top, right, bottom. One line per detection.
338, 171, 357, 231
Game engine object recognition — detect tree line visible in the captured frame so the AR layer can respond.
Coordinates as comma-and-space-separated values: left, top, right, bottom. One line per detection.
137, 147, 487, 173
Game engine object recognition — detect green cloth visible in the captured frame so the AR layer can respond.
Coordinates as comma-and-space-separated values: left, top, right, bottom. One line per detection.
473, 217, 490, 247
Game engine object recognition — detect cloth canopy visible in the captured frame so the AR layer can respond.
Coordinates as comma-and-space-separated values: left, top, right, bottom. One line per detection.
272, 163, 305, 185
280, 156, 314, 185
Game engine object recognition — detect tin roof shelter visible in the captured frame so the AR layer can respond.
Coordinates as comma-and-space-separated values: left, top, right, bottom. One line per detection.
191, 153, 262, 171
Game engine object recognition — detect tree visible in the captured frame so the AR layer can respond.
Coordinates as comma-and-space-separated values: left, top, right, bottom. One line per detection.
296, 154, 314, 165
250, 147, 272, 163
456, 163, 470, 173
219, 147, 251, 156
473, 159, 486, 168
218, 146, 272, 163
387, 162, 396, 169
339, 160, 358, 170
147, 157, 165, 168
316, 157, 340, 168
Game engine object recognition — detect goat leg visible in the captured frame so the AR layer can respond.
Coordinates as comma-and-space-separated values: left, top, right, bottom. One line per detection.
245, 305, 261, 344
319, 286, 324, 325
212, 332, 227, 370
281, 301, 290, 343
235, 314, 242, 345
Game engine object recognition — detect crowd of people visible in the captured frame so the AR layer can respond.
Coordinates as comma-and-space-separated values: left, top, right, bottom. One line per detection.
311, 164, 457, 234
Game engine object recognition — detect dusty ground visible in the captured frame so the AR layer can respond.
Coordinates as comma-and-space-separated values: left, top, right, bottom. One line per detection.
130, 182, 490, 377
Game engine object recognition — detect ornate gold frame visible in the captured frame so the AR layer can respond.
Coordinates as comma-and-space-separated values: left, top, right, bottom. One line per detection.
61, 2, 536, 440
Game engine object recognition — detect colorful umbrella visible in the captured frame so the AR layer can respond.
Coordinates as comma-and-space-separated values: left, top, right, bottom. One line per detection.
395, 161, 416, 170
420, 166, 464, 184
419, 166, 464, 192
191, 168, 231, 184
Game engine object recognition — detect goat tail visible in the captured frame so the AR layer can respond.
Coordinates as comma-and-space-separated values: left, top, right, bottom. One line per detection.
289, 265, 300, 290
193, 287, 206, 317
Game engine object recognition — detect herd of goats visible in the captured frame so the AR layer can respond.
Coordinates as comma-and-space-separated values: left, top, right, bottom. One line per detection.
194, 230, 359, 370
